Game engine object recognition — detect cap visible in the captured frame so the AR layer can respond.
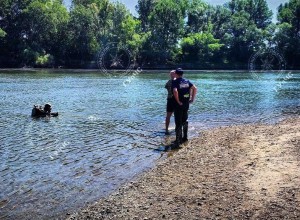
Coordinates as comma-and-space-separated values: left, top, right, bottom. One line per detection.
175, 68, 184, 75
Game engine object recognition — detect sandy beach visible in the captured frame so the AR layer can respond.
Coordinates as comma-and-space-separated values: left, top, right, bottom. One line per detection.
68, 117, 300, 219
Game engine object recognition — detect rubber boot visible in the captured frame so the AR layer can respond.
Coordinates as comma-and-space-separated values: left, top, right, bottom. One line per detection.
174, 126, 182, 147
182, 121, 188, 142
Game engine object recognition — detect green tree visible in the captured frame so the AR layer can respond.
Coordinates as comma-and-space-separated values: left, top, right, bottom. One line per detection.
67, 4, 99, 66
210, 5, 231, 39
72, 0, 95, 7
119, 12, 142, 57
136, 0, 156, 32
0, 0, 34, 66
91, 0, 114, 39
67, 0, 141, 67
148, 0, 186, 64
21, 0, 69, 66
276, 0, 300, 68
244, 0, 273, 29
180, 32, 223, 66
1, 0, 295, 69
111, 2, 131, 42
110, 2, 142, 63
222, 0, 272, 64
224, 11, 264, 62
186, 0, 213, 33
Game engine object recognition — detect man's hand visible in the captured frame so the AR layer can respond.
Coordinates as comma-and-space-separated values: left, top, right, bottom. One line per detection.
189, 85, 197, 104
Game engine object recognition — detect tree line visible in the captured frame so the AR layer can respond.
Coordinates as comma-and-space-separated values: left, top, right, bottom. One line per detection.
0, 0, 299, 69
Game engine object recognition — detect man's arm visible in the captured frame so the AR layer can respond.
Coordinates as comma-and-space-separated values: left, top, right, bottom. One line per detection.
189, 85, 197, 103
173, 88, 182, 105
165, 80, 169, 89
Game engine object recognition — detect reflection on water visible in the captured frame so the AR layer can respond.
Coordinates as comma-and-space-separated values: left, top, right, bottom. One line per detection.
0, 71, 299, 219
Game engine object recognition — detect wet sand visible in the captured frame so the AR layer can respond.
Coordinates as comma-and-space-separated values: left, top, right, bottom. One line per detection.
68, 117, 300, 219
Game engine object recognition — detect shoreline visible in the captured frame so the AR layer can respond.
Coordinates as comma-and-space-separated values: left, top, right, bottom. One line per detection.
1, 68, 300, 73
68, 116, 300, 219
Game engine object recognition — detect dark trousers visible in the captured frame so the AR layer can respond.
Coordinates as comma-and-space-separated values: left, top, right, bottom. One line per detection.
174, 105, 189, 143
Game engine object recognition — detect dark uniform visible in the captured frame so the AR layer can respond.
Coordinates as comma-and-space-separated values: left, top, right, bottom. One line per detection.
172, 77, 193, 144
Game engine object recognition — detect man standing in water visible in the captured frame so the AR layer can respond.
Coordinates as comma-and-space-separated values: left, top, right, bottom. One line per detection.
165, 70, 176, 135
172, 68, 197, 146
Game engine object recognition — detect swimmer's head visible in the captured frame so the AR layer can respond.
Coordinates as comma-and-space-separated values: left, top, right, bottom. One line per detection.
44, 103, 52, 112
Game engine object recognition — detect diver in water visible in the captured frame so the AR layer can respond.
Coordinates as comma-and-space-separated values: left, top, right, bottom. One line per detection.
31, 103, 58, 117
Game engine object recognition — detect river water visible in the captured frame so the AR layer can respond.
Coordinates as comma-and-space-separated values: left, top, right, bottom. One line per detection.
0, 70, 299, 219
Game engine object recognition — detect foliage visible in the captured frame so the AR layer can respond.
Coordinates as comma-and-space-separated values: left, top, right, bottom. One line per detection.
181, 33, 223, 61
136, 0, 155, 32
186, 0, 213, 34
220, 0, 272, 63
22, 0, 69, 65
275, 0, 300, 68
67, 4, 99, 63
148, 0, 186, 64
0, 29, 6, 38
0, 0, 299, 68
35, 53, 54, 67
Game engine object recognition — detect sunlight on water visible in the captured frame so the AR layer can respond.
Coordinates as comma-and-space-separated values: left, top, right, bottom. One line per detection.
0, 70, 299, 219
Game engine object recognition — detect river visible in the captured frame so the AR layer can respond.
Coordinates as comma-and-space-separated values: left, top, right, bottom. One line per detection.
0, 70, 299, 219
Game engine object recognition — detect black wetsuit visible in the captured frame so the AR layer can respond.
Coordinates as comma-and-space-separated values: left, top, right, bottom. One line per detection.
31, 107, 58, 117
31, 107, 46, 117
172, 77, 193, 144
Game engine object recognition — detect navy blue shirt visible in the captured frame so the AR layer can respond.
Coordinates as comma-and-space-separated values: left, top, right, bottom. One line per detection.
172, 78, 193, 106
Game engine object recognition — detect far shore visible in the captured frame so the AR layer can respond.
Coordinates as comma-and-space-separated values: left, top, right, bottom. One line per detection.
1, 68, 300, 73
68, 116, 300, 219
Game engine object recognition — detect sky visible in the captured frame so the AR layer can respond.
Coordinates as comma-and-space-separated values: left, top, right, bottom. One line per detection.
64, 0, 289, 22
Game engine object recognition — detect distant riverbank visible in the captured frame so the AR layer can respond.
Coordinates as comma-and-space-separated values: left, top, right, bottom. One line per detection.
69, 117, 300, 219
1, 68, 300, 73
